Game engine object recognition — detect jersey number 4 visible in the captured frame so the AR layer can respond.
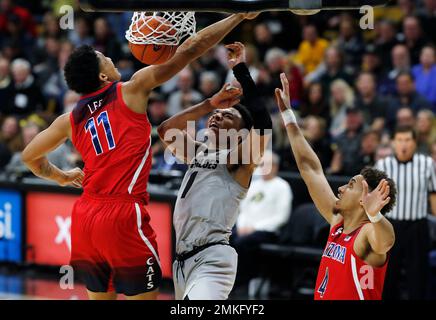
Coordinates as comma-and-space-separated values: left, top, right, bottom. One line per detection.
317, 267, 329, 298
85, 111, 116, 155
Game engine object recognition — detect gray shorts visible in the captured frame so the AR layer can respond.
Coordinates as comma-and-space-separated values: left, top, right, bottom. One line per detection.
172, 244, 238, 300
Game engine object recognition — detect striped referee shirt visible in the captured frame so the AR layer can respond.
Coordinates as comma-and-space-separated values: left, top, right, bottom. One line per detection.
375, 154, 436, 221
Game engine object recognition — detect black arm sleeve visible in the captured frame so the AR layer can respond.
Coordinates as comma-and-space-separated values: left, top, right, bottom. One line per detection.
232, 63, 272, 134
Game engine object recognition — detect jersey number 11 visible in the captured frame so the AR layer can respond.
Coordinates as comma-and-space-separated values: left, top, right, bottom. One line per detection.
85, 111, 116, 155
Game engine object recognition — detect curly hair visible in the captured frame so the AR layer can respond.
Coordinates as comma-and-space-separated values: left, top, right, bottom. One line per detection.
64, 45, 101, 94
360, 167, 397, 215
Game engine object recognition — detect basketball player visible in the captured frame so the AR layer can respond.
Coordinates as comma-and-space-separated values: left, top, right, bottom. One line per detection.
20, 13, 259, 300
275, 73, 397, 300
157, 42, 272, 300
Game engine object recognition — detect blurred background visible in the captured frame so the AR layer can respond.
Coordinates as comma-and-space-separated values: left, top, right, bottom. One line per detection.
0, 0, 435, 300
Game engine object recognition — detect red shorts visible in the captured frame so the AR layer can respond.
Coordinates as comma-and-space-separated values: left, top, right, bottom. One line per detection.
70, 193, 161, 296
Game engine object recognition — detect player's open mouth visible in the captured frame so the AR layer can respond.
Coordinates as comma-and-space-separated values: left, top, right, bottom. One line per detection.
209, 122, 219, 129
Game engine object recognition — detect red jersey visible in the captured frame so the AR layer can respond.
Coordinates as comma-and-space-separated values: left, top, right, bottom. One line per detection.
314, 221, 388, 300
70, 82, 152, 202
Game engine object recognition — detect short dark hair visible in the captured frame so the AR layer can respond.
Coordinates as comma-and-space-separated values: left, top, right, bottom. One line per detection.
396, 71, 415, 82
360, 167, 397, 215
392, 125, 417, 140
233, 104, 253, 131
64, 45, 101, 94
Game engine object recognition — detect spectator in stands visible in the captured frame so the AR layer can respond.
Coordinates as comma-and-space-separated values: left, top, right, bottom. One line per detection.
395, 72, 434, 113
329, 79, 355, 138
5, 120, 41, 175
148, 92, 186, 172
253, 23, 275, 62
412, 45, 436, 107
353, 129, 382, 173
311, 46, 353, 98
233, 151, 292, 290
34, 37, 62, 110
0, 139, 10, 170
396, 106, 416, 129
379, 44, 411, 95
0, 56, 12, 111
386, 72, 433, 131
299, 82, 330, 124
302, 116, 333, 169
7, 58, 45, 116
397, 0, 417, 17
0, 115, 17, 167
199, 71, 220, 99
329, 107, 365, 176
374, 20, 399, 73
167, 67, 203, 116
39, 11, 64, 40
355, 72, 389, 132
335, 15, 365, 71
192, 47, 228, 84
361, 44, 383, 79
375, 143, 394, 162
401, 16, 428, 65
293, 24, 329, 75
93, 17, 122, 63
418, 0, 436, 44
258, 48, 303, 106
68, 15, 93, 47
62, 90, 80, 113
0, 0, 36, 37
0, 11, 34, 59
416, 109, 436, 154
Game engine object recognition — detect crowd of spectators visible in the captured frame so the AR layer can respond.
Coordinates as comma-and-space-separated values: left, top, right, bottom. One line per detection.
0, 0, 435, 181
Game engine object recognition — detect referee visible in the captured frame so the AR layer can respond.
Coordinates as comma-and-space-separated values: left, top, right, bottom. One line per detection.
376, 126, 436, 300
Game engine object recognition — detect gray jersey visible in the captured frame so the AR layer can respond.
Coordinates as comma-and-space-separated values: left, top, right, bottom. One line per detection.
173, 149, 248, 254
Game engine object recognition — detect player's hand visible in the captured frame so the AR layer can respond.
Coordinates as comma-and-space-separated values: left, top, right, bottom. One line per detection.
274, 73, 292, 112
361, 179, 391, 217
58, 167, 85, 188
210, 83, 242, 109
225, 42, 246, 69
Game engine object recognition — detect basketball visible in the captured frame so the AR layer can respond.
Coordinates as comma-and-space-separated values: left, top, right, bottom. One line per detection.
128, 16, 177, 65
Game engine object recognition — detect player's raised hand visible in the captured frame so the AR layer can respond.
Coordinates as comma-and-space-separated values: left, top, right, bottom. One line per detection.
361, 179, 391, 217
225, 42, 246, 69
275, 73, 292, 112
58, 167, 85, 188
210, 83, 242, 109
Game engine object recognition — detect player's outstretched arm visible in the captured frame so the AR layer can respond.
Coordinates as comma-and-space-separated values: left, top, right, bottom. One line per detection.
225, 42, 272, 188
157, 84, 242, 163
360, 179, 395, 254
22, 114, 84, 188
275, 73, 337, 224
124, 13, 259, 99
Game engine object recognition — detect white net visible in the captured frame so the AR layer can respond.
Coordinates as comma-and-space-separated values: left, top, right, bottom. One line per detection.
125, 11, 196, 45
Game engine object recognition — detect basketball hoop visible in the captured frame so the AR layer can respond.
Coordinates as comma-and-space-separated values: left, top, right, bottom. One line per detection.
126, 11, 196, 45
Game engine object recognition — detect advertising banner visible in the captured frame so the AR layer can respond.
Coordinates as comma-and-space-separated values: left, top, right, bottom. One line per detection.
0, 189, 23, 263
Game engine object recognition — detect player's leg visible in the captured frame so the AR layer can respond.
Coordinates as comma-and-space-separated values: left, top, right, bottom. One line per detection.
173, 260, 187, 300
87, 291, 117, 300
71, 198, 116, 299
101, 202, 162, 297
183, 245, 238, 300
